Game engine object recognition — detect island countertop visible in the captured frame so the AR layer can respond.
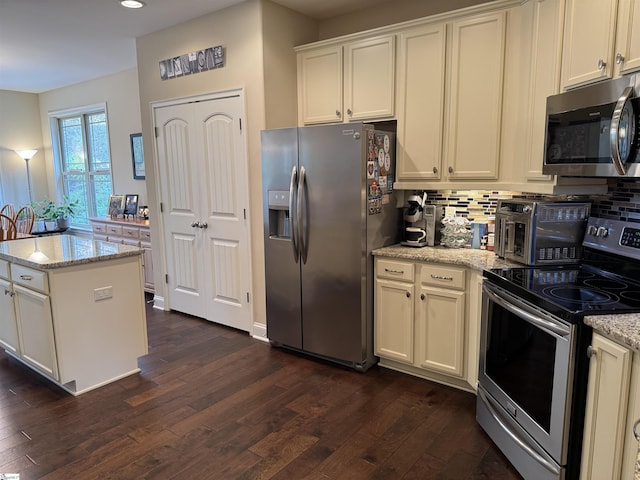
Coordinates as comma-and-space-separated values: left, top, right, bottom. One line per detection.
0, 234, 142, 269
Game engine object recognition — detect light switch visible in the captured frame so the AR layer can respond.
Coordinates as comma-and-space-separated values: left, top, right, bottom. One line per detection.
93, 286, 113, 301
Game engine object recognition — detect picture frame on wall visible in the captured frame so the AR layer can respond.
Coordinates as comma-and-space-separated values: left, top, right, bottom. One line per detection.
124, 194, 139, 218
108, 194, 125, 218
130, 133, 145, 180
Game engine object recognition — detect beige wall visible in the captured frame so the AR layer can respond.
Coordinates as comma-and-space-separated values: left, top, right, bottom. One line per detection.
136, 0, 315, 331
37, 68, 145, 207
0, 90, 44, 206
318, 0, 493, 39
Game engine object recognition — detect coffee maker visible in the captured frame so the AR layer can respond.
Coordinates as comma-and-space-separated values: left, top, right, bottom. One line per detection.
401, 194, 443, 247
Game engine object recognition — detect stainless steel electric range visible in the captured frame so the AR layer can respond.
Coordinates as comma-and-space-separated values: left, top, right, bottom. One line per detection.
477, 216, 640, 480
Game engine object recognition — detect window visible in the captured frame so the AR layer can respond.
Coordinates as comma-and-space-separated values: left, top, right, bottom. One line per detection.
50, 105, 113, 227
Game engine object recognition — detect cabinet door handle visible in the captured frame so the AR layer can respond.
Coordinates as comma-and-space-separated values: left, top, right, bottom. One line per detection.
420, 293, 425, 301
615, 53, 625, 65
335, 109, 341, 117
191, 222, 199, 228
4, 289, 14, 297
20, 275, 33, 281
633, 418, 640, 441
597, 58, 606, 70
431, 274, 453, 281
432, 166, 438, 174
347, 108, 352, 116
448, 166, 454, 174
406, 291, 411, 298
384, 268, 404, 274
586, 345, 596, 358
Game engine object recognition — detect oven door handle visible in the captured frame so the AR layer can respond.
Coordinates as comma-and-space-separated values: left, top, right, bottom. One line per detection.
478, 388, 561, 475
485, 286, 571, 338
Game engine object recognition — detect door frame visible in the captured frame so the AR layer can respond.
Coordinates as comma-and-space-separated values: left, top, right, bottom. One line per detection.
150, 88, 254, 332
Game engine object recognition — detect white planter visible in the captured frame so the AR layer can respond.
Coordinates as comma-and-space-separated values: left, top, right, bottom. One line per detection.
45, 220, 58, 231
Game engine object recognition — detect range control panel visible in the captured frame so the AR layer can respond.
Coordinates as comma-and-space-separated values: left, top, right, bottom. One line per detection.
583, 217, 640, 260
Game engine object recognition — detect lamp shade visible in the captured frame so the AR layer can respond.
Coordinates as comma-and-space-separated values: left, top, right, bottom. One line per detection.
15, 149, 38, 160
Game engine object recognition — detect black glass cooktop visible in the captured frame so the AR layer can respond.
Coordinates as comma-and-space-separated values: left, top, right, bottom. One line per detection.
487, 264, 640, 314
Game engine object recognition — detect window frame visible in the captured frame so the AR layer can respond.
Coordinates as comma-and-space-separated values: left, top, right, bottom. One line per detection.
49, 102, 113, 230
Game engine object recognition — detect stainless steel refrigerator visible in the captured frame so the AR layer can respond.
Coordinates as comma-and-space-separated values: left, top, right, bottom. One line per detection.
261, 122, 401, 371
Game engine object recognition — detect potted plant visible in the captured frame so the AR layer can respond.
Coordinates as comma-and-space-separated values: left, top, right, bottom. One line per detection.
32, 197, 79, 231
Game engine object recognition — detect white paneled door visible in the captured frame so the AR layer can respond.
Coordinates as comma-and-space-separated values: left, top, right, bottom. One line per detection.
154, 92, 251, 332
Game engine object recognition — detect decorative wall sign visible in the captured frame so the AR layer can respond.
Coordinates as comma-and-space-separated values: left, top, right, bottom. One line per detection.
159, 45, 224, 81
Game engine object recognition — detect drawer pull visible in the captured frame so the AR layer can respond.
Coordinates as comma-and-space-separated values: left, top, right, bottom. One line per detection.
431, 274, 453, 281
20, 275, 33, 281
384, 268, 405, 274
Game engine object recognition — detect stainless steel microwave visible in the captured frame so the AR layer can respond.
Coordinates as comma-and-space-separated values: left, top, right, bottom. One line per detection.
543, 74, 640, 177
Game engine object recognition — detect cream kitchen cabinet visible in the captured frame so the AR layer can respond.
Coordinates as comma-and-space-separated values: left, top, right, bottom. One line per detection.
296, 35, 395, 125
415, 264, 466, 377
580, 333, 632, 480
561, 0, 640, 89
12, 265, 58, 380
0, 260, 19, 355
375, 257, 474, 391
395, 11, 506, 184
90, 217, 154, 293
374, 258, 414, 364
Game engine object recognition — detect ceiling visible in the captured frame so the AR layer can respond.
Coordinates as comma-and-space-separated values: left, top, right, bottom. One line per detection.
0, 0, 395, 94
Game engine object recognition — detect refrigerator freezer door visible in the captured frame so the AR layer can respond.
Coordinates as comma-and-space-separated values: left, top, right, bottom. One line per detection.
298, 123, 367, 364
262, 128, 303, 349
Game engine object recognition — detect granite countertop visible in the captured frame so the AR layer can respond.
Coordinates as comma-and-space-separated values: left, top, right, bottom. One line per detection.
373, 244, 521, 271
0, 234, 142, 270
584, 314, 640, 352
374, 244, 640, 353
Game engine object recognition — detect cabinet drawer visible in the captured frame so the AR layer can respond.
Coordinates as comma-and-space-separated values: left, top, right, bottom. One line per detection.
139, 229, 151, 241
123, 238, 141, 247
93, 233, 108, 242
106, 225, 123, 236
420, 264, 465, 290
122, 226, 140, 239
92, 223, 107, 234
11, 264, 49, 294
0, 259, 8, 280
376, 258, 414, 282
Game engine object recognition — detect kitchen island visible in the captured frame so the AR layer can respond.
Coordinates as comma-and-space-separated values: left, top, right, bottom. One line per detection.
0, 235, 148, 395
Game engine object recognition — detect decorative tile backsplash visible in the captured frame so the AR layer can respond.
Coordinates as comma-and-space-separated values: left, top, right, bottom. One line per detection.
409, 179, 640, 223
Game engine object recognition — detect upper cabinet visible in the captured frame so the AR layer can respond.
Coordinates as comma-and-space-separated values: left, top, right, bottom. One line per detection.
297, 45, 343, 124
296, 35, 395, 125
396, 23, 447, 180
444, 13, 506, 181
396, 12, 506, 183
561, 0, 640, 89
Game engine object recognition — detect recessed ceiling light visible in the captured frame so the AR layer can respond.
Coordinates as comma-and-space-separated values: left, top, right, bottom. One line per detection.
120, 0, 145, 8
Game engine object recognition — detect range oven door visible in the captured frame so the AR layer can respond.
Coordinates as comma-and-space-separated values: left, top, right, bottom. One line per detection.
477, 282, 576, 480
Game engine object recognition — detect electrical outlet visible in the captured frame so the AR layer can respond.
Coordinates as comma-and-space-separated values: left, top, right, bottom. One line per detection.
93, 286, 113, 301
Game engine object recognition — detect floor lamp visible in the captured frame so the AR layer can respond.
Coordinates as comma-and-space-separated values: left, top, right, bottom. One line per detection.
15, 149, 37, 204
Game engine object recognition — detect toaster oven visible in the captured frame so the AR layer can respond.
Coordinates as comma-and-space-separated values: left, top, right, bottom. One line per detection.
494, 200, 591, 265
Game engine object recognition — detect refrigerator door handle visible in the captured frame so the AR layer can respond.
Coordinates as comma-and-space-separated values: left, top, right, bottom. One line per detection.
298, 165, 308, 264
289, 165, 299, 263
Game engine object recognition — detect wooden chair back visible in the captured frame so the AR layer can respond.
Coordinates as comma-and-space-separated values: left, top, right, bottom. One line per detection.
0, 213, 17, 241
0, 204, 16, 220
15, 205, 35, 234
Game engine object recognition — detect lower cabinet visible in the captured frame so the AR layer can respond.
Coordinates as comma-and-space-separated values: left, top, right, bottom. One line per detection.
580, 332, 639, 480
375, 257, 473, 390
13, 283, 58, 380
0, 275, 19, 355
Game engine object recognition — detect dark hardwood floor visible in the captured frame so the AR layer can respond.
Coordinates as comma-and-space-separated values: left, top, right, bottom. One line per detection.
0, 300, 522, 480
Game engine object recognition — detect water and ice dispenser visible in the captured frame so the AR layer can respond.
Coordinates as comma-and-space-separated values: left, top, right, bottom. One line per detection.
267, 190, 290, 238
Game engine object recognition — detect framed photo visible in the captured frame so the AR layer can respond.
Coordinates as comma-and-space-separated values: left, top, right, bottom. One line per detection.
130, 133, 145, 180
108, 194, 125, 218
124, 194, 139, 217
